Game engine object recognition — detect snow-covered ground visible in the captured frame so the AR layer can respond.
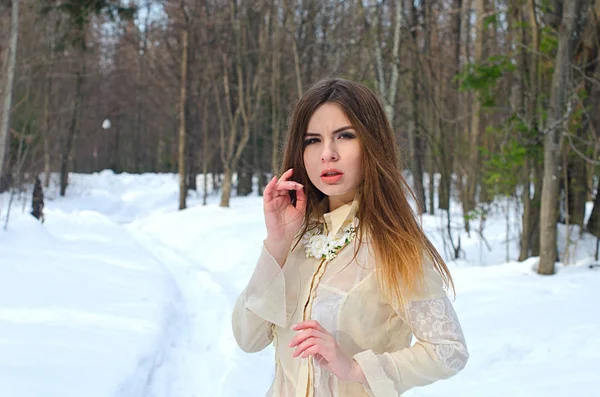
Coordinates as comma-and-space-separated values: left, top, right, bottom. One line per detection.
1, 171, 599, 397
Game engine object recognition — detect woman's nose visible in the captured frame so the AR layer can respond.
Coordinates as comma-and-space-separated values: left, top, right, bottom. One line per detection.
321, 144, 339, 163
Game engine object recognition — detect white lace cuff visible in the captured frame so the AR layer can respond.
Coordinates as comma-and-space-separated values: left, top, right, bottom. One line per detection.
354, 296, 469, 396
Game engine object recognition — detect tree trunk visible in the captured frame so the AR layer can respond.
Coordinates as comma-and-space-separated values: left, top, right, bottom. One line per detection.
0, 0, 19, 191
221, 165, 232, 207
514, 1, 528, 261
519, 0, 542, 260
434, 52, 446, 215
539, 0, 589, 275
367, 0, 402, 125
455, 0, 471, 223
567, 154, 587, 227
586, 171, 600, 236
155, 118, 164, 172
420, 6, 436, 216
133, 76, 143, 173
135, 6, 149, 173
185, 90, 197, 193
186, 137, 197, 191
251, 119, 259, 196
202, 95, 209, 206
271, 12, 281, 175
460, 0, 471, 66
31, 175, 44, 221
530, 162, 543, 256
111, 114, 121, 173
440, 0, 464, 213
178, 27, 189, 210
213, 170, 219, 193
519, 160, 533, 261
43, 78, 52, 188
291, 38, 303, 99
464, 0, 486, 233
527, 0, 540, 129
220, 1, 266, 207
60, 52, 85, 197
583, 10, 600, 201
569, 13, 600, 226
237, 169, 252, 196
408, 0, 425, 214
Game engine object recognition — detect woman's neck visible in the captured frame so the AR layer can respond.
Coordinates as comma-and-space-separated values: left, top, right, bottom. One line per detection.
327, 194, 355, 212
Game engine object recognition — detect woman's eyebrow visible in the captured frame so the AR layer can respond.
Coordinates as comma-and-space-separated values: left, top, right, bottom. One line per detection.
305, 125, 354, 136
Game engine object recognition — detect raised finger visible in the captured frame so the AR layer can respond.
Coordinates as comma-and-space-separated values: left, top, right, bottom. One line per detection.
292, 320, 328, 334
289, 328, 325, 347
292, 337, 319, 358
263, 176, 278, 204
274, 189, 290, 198
299, 344, 324, 359
275, 180, 303, 191
263, 176, 277, 195
295, 183, 307, 212
278, 168, 294, 183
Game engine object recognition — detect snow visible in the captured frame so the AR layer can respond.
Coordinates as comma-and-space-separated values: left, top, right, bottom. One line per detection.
0, 195, 179, 397
1, 170, 599, 397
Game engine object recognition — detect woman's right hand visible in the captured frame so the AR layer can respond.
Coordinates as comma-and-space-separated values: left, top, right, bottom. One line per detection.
263, 168, 307, 265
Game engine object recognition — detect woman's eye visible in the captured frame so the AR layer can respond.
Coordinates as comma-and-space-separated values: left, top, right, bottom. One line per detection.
304, 138, 320, 145
338, 132, 356, 139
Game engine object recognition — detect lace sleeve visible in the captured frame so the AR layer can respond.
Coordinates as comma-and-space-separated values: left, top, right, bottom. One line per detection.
407, 296, 469, 372
353, 296, 469, 396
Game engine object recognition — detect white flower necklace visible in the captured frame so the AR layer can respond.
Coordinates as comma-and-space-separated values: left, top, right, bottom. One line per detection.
301, 219, 357, 261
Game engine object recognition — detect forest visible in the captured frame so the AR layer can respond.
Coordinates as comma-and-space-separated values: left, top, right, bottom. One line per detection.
1, 0, 599, 276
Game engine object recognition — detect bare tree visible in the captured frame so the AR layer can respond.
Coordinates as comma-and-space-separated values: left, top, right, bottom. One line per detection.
463, 0, 487, 234
0, 0, 19, 191
360, 0, 402, 125
177, 1, 189, 210
219, 0, 267, 207
539, 0, 591, 275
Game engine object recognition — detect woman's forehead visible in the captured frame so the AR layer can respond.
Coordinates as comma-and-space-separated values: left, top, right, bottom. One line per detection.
307, 103, 352, 132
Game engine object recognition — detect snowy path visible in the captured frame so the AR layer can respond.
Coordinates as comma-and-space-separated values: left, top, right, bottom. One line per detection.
0, 172, 276, 397
130, 199, 600, 397
127, 228, 234, 397
3, 172, 600, 397
0, 209, 181, 397
126, 198, 278, 397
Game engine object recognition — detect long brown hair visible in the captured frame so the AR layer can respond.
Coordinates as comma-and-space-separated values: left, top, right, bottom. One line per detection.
280, 77, 454, 305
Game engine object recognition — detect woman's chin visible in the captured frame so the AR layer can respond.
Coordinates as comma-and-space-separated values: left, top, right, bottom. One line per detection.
318, 186, 356, 202
317, 185, 343, 197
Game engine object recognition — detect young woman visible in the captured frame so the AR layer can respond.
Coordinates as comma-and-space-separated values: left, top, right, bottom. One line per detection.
232, 77, 469, 397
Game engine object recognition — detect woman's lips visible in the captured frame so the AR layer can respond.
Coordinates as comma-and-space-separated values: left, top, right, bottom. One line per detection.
320, 172, 343, 184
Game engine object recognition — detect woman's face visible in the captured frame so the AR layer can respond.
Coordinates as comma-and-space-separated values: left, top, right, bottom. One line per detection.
303, 102, 363, 210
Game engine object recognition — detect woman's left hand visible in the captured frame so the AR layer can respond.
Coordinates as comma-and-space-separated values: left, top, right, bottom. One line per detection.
289, 320, 367, 384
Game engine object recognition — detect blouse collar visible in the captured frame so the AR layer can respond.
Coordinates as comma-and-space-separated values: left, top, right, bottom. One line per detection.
311, 197, 360, 237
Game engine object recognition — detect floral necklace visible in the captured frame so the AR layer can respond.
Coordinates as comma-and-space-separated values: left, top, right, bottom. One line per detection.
301, 218, 358, 261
